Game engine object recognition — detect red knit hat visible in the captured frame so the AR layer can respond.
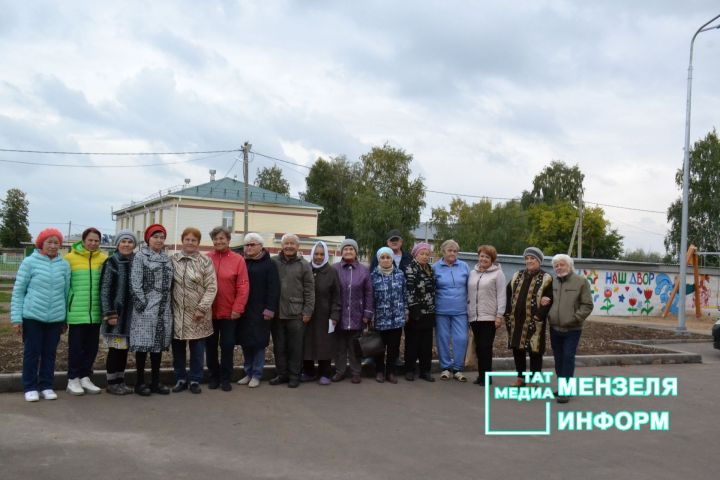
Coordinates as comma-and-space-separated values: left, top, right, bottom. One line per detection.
144, 224, 167, 244
35, 228, 64, 249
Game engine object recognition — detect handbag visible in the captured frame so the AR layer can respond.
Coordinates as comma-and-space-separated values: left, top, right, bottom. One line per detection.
354, 328, 385, 358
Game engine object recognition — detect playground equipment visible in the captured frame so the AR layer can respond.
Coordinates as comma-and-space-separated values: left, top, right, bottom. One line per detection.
662, 245, 702, 318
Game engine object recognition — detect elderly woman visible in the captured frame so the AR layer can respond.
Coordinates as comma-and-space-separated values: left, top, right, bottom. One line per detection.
206, 226, 249, 391
332, 239, 373, 384
504, 247, 553, 387
432, 239, 470, 382
236, 233, 279, 388
547, 254, 593, 403
129, 224, 174, 396
467, 245, 506, 387
371, 247, 407, 384
99, 229, 137, 395
64, 227, 108, 396
302, 241, 342, 385
404, 242, 435, 382
171, 227, 218, 394
11, 229, 70, 402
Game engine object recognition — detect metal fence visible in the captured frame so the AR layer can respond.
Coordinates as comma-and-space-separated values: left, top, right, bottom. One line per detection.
0, 253, 23, 277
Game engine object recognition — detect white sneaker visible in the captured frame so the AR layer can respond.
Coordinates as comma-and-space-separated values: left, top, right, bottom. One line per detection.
41, 389, 58, 400
248, 377, 260, 388
25, 391, 39, 402
237, 375, 251, 385
80, 376, 102, 394
66, 378, 85, 396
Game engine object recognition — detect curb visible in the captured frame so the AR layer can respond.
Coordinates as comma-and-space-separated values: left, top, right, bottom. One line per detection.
0, 346, 703, 393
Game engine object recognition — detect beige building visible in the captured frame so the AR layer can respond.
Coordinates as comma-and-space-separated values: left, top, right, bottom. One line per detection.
112, 176, 343, 255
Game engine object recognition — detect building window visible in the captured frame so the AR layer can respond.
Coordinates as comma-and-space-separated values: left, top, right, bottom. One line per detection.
149, 210, 156, 224
222, 210, 234, 230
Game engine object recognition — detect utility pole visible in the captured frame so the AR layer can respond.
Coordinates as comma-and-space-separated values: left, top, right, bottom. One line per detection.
577, 188, 583, 259
242, 141, 251, 236
67, 220, 72, 243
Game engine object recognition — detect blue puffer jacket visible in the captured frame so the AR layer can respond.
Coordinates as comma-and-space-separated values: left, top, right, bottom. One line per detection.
371, 267, 407, 331
432, 259, 470, 316
11, 251, 71, 324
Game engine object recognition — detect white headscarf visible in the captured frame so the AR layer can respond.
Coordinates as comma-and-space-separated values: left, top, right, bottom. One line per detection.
311, 241, 329, 269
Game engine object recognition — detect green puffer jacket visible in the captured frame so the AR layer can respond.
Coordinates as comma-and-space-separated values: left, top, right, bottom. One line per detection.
64, 241, 108, 324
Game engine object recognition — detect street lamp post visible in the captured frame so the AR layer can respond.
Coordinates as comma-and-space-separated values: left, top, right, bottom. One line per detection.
678, 13, 720, 335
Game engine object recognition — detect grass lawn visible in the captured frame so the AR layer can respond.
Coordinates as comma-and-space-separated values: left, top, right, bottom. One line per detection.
0, 278, 13, 284
0, 291, 10, 303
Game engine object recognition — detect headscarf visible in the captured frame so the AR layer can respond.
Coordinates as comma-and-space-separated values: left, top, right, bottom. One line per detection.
376, 247, 395, 275
411, 242, 431, 257
311, 241, 329, 269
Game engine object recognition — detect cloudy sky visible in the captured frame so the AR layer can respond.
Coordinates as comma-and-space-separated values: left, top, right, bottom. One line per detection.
1, 0, 719, 253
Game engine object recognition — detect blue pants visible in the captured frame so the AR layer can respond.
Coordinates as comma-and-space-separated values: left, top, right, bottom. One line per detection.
172, 338, 206, 383
435, 314, 468, 372
242, 346, 266, 379
67, 323, 100, 379
22, 319, 63, 393
550, 328, 582, 380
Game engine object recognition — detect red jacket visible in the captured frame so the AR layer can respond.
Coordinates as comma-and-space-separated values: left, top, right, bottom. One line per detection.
207, 250, 250, 320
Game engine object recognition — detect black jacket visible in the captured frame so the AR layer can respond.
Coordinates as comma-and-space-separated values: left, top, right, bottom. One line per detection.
237, 250, 280, 348
99, 251, 134, 338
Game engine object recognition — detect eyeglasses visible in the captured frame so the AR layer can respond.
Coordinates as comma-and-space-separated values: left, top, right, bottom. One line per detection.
245, 243, 260, 247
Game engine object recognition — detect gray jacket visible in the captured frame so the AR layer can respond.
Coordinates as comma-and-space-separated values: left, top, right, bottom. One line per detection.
548, 272, 593, 332
272, 253, 315, 319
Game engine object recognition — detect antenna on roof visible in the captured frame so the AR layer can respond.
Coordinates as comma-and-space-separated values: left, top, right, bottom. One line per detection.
184, 178, 191, 186
209, 169, 216, 181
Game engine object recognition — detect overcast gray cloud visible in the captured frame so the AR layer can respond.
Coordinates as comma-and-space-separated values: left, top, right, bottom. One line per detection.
1, 0, 719, 253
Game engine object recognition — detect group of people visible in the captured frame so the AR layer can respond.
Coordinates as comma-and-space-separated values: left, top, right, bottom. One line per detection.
11, 225, 594, 404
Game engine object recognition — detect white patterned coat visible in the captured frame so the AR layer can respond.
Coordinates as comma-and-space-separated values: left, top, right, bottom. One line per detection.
171, 251, 217, 340
129, 246, 174, 352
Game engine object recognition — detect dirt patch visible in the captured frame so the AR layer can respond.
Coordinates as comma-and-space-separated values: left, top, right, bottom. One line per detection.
0, 321, 710, 374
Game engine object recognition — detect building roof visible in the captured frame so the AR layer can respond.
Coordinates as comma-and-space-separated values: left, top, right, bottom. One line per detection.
114, 177, 322, 214
411, 222, 437, 242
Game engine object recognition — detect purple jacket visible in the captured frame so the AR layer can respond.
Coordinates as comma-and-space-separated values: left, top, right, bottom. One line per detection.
334, 260, 374, 330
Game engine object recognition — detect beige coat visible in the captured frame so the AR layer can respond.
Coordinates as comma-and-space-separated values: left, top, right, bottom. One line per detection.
171, 251, 217, 340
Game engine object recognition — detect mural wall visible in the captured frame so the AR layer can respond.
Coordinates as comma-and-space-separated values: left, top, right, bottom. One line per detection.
580, 269, 720, 318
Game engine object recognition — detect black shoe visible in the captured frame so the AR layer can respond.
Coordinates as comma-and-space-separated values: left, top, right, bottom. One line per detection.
220, 382, 232, 392
151, 383, 170, 395
331, 373, 345, 383
375, 373, 385, 383
419, 372, 435, 383
134, 383, 152, 396
269, 375, 289, 386
288, 378, 300, 388
405, 372, 415, 381
208, 379, 220, 390
172, 381, 188, 393
190, 382, 202, 394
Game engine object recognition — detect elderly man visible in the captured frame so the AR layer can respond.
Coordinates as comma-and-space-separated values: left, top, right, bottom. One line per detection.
270, 234, 315, 388
370, 229, 413, 273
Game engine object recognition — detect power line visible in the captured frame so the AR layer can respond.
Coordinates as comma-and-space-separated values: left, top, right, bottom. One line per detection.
250, 150, 311, 170
0, 147, 241, 156
584, 201, 665, 215
426, 189, 518, 201
0, 151, 234, 168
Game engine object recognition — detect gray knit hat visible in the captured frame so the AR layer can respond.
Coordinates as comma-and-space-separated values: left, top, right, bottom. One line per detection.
115, 229, 137, 247
523, 246, 544, 263
340, 238, 359, 254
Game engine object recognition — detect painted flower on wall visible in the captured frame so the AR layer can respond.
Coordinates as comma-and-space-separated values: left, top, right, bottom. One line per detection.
641, 289, 654, 315
600, 287, 615, 313
627, 296, 638, 314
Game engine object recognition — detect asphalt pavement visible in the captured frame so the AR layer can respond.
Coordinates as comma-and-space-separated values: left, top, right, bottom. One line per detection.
1, 355, 719, 480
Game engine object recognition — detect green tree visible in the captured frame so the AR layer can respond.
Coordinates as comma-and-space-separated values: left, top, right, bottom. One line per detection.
521, 160, 585, 207
352, 144, 425, 254
255, 165, 290, 195
526, 203, 622, 259
665, 129, 720, 266
430, 198, 529, 255
621, 248, 664, 263
0, 188, 31, 247
301, 155, 360, 237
